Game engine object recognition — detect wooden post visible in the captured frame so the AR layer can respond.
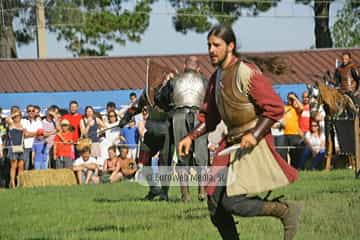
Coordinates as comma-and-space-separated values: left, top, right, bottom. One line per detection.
36, 0, 47, 59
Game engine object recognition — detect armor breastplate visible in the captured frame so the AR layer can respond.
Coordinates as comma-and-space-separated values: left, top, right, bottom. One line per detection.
172, 71, 207, 108
215, 61, 258, 143
338, 63, 358, 93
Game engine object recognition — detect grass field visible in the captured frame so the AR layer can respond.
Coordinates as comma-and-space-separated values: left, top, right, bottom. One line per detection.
0, 170, 359, 240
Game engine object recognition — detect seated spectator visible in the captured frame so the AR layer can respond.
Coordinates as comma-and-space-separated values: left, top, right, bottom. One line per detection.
53, 119, 74, 169
73, 146, 99, 184
101, 145, 121, 183
120, 118, 139, 160
117, 146, 137, 179
298, 121, 325, 170
32, 129, 48, 170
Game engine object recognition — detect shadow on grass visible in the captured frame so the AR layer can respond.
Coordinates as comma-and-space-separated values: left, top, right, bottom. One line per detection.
93, 197, 146, 203
26, 238, 51, 240
87, 223, 152, 233
93, 197, 186, 203
175, 207, 208, 220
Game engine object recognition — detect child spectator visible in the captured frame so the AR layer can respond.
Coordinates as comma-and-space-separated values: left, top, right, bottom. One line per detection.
120, 118, 139, 160
32, 129, 48, 170
73, 146, 99, 184
53, 119, 74, 169
42, 107, 57, 168
102, 145, 122, 183
117, 145, 137, 179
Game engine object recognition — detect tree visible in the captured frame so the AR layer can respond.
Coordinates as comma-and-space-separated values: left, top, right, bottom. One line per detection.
332, 1, 360, 48
0, 0, 34, 58
0, 0, 154, 58
169, 0, 280, 34
46, 0, 154, 56
296, 0, 333, 48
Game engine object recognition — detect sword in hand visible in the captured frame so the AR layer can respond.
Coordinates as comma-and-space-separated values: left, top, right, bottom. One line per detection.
218, 133, 257, 156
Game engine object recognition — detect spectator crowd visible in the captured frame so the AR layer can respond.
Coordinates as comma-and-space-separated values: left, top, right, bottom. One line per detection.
0, 93, 140, 188
0, 87, 350, 188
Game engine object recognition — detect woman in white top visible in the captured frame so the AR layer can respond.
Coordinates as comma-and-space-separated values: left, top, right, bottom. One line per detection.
298, 120, 325, 170
99, 110, 120, 165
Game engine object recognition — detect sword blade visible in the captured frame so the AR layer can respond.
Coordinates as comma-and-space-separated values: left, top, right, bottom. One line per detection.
217, 144, 242, 156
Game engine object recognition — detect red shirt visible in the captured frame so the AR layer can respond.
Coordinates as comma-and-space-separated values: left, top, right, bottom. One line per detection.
54, 131, 74, 158
62, 113, 82, 141
299, 104, 310, 133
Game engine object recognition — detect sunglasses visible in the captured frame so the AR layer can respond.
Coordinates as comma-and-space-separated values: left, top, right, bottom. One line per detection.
311, 125, 319, 127
27, 109, 35, 113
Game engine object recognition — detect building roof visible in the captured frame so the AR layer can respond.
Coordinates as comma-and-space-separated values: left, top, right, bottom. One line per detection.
0, 48, 359, 93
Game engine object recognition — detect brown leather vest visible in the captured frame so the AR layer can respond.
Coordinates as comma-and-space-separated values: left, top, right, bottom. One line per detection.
338, 63, 359, 93
215, 61, 258, 144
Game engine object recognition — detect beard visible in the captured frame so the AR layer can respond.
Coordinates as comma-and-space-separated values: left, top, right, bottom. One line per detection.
210, 51, 232, 68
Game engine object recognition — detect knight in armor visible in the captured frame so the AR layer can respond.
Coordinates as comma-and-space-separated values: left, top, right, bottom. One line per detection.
334, 52, 360, 105
178, 25, 303, 240
155, 56, 209, 202
119, 71, 174, 201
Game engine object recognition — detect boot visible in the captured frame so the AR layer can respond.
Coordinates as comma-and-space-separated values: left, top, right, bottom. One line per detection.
159, 186, 169, 201
198, 185, 206, 201
180, 185, 190, 202
261, 201, 304, 240
144, 186, 161, 201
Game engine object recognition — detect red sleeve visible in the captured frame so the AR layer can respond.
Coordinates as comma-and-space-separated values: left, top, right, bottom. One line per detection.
248, 67, 284, 121
198, 72, 222, 132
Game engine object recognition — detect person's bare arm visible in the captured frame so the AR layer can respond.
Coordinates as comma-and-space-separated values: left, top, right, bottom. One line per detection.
103, 160, 108, 173
31, 149, 35, 166
73, 165, 84, 172
80, 119, 89, 137
96, 118, 105, 130
83, 163, 98, 171
289, 94, 303, 113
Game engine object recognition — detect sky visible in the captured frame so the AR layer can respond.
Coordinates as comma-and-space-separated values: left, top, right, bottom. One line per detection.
16, 0, 345, 59
2, 0, 344, 111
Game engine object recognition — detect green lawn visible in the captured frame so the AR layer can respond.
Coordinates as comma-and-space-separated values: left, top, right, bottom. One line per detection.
0, 170, 359, 240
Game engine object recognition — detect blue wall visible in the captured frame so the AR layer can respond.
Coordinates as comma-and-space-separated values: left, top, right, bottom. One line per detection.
0, 89, 143, 113
0, 83, 307, 114
273, 84, 307, 103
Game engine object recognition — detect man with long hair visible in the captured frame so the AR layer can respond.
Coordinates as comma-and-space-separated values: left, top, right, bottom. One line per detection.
178, 25, 303, 240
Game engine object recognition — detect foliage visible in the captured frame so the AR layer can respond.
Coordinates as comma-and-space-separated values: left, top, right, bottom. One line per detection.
170, 0, 280, 34
46, 0, 154, 56
332, 1, 360, 48
0, 170, 359, 239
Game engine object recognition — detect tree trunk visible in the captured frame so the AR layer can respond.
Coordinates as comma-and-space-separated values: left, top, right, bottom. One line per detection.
0, 27, 17, 58
314, 0, 333, 48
